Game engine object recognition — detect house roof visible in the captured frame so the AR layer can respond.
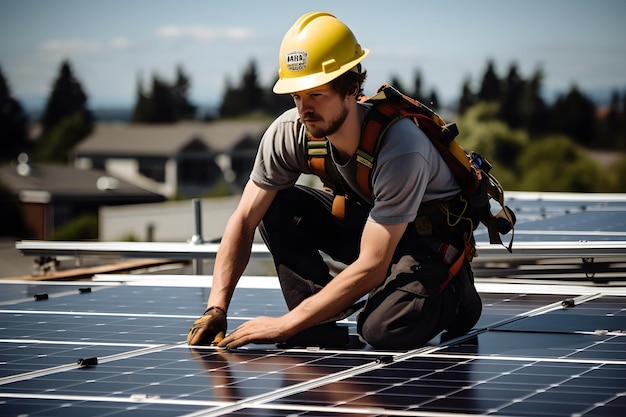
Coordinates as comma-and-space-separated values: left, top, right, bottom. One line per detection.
0, 162, 165, 204
75, 120, 272, 157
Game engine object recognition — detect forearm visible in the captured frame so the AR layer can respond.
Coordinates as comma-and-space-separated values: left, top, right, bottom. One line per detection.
205, 181, 276, 311
207, 216, 255, 310
284, 257, 387, 333
283, 221, 406, 334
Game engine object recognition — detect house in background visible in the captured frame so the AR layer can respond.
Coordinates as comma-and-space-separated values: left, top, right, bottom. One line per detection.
0, 156, 165, 240
73, 120, 271, 198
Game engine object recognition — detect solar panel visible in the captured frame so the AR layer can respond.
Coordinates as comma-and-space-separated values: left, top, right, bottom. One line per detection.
2, 193, 626, 416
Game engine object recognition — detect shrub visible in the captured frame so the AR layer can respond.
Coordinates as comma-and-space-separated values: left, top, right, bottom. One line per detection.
516, 136, 610, 192
51, 213, 98, 240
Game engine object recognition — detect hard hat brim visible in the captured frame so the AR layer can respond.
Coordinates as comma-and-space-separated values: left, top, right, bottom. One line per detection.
273, 49, 369, 94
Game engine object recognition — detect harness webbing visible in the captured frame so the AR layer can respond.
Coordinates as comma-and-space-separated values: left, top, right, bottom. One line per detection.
357, 85, 476, 198
305, 84, 515, 256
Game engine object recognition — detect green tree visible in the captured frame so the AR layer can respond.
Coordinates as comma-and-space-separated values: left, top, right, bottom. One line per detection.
131, 74, 151, 123
36, 60, 93, 163
603, 90, 624, 149
241, 60, 263, 114
51, 212, 98, 240
219, 76, 244, 118
219, 60, 281, 118
524, 68, 550, 135
410, 70, 423, 103
264, 75, 294, 115
456, 101, 527, 190
517, 136, 609, 192
458, 77, 476, 114
131, 65, 196, 123
550, 85, 596, 146
35, 111, 93, 162
498, 63, 524, 128
477, 59, 501, 102
40, 60, 92, 134
389, 75, 407, 95
0, 66, 30, 162
150, 76, 177, 123
171, 65, 197, 120
609, 156, 626, 192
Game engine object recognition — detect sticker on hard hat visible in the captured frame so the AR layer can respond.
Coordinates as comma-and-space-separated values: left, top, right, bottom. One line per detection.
285, 50, 308, 71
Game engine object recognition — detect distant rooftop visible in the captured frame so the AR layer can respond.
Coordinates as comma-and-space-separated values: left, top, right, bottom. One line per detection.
75, 120, 272, 157
0, 161, 164, 204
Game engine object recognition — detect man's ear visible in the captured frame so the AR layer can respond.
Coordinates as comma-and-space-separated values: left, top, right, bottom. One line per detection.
349, 83, 360, 98
343, 84, 360, 101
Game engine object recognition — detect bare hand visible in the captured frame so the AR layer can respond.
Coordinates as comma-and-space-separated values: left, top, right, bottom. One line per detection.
218, 316, 293, 349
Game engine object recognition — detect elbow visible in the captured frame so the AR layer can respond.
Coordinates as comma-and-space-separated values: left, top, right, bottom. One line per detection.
355, 257, 390, 292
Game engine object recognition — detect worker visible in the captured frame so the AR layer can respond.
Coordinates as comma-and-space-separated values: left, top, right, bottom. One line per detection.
187, 11, 482, 350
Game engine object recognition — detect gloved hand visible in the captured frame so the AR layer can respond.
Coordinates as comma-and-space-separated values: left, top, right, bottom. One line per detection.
186, 306, 227, 345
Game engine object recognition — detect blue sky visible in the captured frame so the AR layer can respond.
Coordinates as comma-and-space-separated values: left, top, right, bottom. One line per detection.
1, 0, 625, 109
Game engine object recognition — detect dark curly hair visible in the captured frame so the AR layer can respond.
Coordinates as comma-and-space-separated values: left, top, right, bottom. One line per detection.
330, 65, 367, 99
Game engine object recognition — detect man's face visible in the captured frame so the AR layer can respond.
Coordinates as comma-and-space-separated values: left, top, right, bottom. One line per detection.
291, 83, 349, 138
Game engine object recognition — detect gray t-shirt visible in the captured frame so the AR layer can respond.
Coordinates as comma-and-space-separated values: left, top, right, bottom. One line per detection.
250, 104, 461, 225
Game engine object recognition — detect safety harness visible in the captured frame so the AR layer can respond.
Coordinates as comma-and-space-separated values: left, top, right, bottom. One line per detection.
306, 85, 516, 292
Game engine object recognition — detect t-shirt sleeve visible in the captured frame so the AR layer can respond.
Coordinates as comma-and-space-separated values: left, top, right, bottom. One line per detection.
249, 109, 312, 189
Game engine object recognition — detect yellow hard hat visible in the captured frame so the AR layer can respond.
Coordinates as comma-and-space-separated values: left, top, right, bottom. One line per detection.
273, 12, 369, 94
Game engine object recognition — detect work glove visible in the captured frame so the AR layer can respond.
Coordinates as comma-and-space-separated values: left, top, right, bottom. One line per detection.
186, 306, 227, 345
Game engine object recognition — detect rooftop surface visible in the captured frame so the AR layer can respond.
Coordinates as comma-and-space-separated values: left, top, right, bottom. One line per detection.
1, 192, 625, 416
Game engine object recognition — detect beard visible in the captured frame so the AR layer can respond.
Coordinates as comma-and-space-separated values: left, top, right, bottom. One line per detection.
303, 103, 349, 138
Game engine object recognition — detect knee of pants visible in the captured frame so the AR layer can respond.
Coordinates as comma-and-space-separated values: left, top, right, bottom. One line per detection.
358, 297, 434, 350
445, 266, 482, 335
259, 186, 333, 244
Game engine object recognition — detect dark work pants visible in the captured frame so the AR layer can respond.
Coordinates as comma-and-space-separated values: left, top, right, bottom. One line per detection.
258, 185, 482, 350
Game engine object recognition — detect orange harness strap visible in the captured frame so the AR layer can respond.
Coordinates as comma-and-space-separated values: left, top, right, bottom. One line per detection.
437, 241, 475, 295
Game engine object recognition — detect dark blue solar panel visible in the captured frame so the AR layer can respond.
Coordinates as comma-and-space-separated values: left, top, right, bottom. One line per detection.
1, 195, 626, 416
2, 281, 625, 417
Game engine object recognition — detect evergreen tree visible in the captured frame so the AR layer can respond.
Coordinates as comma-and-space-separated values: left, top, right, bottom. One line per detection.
458, 77, 476, 114
36, 60, 93, 163
131, 75, 151, 123
411, 70, 423, 103
389, 75, 407, 94
498, 64, 524, 128
264, 75, 294, 115
150, 75, 177, 123
131, 65, 196, 123
35, 111, 93, 162
477, 60, 501, 101
218, 59, 275, 118
525, 68, 550, 135
551, 85, 596, 146
40, 60, 92, 134
0, 66, 30, 161
219, 77, 244, 118
241, 60, 263, 114
172, 65, 197, 120
596, 89, 625, 149
606, 90, 621, 136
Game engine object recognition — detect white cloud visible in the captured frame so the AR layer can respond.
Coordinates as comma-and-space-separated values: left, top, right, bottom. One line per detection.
155, 24, 253, 42
110, 37, 130, 48
41, 39, 100, 54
